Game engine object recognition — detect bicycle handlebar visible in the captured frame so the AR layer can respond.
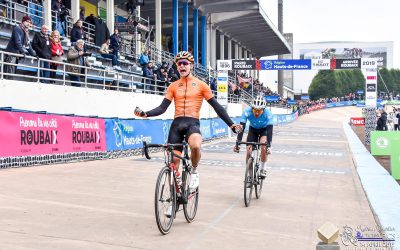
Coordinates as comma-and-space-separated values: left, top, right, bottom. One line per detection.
236, 141, 270, 147
142, 141, 188, 160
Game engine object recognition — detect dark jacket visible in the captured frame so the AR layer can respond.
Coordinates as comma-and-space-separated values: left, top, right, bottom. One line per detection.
6, 24, 29, 55
94, 18, 110, 47
66, 46, 89, 74
70, 25, 84, 43
110, 34, 121, 51
377, 112, 388, 131
32, 31, 52, 59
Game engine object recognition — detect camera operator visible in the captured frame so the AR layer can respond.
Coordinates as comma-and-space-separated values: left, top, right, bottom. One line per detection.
376, 108, 388, 131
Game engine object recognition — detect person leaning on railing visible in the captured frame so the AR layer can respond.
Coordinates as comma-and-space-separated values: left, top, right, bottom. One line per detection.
32, 24, 52, 83
4, 15, 33, 79
66, 39, 90, 87
49, 30, 63, 83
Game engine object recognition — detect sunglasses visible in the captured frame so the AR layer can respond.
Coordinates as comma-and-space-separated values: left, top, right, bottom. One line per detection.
177, 61, 190, 66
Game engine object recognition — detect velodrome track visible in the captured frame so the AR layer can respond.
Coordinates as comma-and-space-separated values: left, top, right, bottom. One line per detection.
0, 106, 382, 250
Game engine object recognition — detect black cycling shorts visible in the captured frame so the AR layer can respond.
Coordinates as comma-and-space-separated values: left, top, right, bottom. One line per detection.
246, 126, 269, 143
168, 117, 201, 151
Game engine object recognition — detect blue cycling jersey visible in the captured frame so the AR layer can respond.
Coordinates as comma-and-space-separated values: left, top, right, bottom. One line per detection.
240, 107, 273, 129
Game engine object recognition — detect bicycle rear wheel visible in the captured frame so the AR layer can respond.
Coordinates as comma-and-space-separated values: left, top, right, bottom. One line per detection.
254, 165, 263, 199
244, 158, 254, 207
183, 170, 199, 223
155, 166, 176, 235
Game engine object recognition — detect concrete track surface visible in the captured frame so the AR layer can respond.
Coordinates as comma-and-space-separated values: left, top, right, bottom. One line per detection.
0, 107, 386, 250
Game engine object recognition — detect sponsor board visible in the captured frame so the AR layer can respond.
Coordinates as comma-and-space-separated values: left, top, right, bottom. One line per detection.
217, 60, 232, 71
334, 59, 361, 69
311, 59, 331, 70
260, 59, 311, 70
0, 111, 106, 157
217, 72, 228, 106
350, 117, 365, 126
232, 60, 256, 70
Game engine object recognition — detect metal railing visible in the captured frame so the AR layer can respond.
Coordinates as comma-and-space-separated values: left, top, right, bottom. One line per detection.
0, 0, 44, 31
0, 50, 241, 104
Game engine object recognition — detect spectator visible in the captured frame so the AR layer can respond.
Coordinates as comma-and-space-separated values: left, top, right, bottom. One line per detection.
79, 6, 85, 21
4, 15, 33, 79
156, 65, 168, 93
142, 60, 156, 93
168, 62, 179, 82
100, 39, 120, 69
110, 29, 121, 65
49, 30, 63, 83
32, 24, 52, 83
139, 49, 149, 68
210, 77, 217, 93
51, 0, 66, 36
66, 39, 90, 87
376, 109, 388, 131
70, 19, 85, 43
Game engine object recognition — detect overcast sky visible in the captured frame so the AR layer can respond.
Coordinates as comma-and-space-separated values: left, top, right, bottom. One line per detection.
261, 0, 399, 68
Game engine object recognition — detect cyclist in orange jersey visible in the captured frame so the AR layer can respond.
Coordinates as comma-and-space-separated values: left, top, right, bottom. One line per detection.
135, 51, 242, 188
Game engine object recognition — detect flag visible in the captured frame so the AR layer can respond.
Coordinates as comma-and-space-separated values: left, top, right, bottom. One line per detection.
236, 74, 252, 89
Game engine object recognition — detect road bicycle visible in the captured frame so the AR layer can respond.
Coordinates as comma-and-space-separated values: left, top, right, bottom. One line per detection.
143, 140, 199, 234
236, 141, 269, 207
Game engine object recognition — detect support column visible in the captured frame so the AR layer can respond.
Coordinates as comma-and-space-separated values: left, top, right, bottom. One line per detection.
43, 0, 51, 28
106, 0, 114, 32
71, 0, 80, 22
238, 46, 242, 59
172, 0, 179, 54
210, 26, 216, 69
193, 8, 199, 64
244, 49, 248, 76
234, 42, 239, 59
136, 5, 142, 56
219, 33, 224, 60
206, 18, 211, 68
183, 1, 188, 51
227, 39, 232, 60
155, 0, 162, 52
201, 15, 207, 67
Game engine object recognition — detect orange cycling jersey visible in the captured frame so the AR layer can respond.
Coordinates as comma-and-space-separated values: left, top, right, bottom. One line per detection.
165, 75, 214, 119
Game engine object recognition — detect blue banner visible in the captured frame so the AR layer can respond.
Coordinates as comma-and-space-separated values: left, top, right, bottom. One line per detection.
265, 96, 280, 102
301, 95, 310, 101
260, 59, 311, 70
105, 119, 171, 151
357, 90, 364, 94
287, 100, 297, 105
211, 118, 228, 137
200, 119, 212, 139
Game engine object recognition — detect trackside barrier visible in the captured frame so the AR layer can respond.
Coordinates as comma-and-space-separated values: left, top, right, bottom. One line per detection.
0, 109, 301, 168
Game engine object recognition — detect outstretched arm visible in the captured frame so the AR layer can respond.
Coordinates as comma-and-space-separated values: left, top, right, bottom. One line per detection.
134, 98, 171, 118
207, 97, 234, 126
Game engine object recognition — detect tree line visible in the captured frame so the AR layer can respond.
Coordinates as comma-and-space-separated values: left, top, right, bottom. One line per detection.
308, 68, 400, 100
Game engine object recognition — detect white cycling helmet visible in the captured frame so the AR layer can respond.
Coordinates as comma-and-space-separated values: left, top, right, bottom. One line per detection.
251, 95, 267, 110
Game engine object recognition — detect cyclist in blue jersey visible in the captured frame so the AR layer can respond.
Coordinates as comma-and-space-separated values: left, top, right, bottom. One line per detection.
234, 95, 273, 177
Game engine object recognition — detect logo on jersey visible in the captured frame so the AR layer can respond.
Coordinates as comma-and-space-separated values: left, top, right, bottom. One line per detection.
178, 82, 184, 87
192, 82, 196, 86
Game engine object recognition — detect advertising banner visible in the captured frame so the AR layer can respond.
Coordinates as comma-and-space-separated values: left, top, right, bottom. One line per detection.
200, 119, 212, 139
217, 72, 228, 106
105, 119, 170, 151
0, 111, 106, 157
361, 58, 378, 69
334, 59, 361, 69
260, 59, 311, 70
299, 47, 387, 67
364, 68, 377, 107
350, 117, 365, 126
311, 59, 331, 70
265, 96, 280, 102
216, 60, 232, 71
211, 118, 228, 137
232, 60, 256, 70
370, 131, 400, 179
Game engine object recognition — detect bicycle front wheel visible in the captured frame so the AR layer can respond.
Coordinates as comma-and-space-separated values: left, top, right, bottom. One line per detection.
244, 158, 254, 207
183, 170, 199, 223
154, 166, 176, 235
254, 165, 263, 199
